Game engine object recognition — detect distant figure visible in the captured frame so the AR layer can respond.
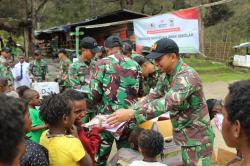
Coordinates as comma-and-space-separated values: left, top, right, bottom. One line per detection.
12, 54, 31, 89
6, 37, 17, 60
0, 47, 12, 65
57, 49, 72, 91
29, 50, 48, 82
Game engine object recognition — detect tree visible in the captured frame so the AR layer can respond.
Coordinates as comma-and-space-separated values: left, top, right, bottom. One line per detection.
0, 0, 48, 56
204, 0, 234, 27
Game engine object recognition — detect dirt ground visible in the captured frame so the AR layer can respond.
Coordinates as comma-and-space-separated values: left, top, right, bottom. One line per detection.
203, 81, 234, 100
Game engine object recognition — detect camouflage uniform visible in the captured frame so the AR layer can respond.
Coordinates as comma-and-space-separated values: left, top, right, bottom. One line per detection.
143, 67, 160, 95
68, 59, 95, 91
89, 53, 143, 166
0, 56, 6, 65
131, 53, 141, 59
69, 58, 97, 123
5, 66, 14, 87
0, 63, 6, 77
58, 58, 72, 89
29, 59, 48, 82
131, 58, 215, 166
0, 58, 14, 87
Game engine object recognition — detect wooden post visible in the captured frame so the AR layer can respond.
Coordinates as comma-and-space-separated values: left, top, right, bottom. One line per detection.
223, 34, 228, 61
198, 8, 205, 56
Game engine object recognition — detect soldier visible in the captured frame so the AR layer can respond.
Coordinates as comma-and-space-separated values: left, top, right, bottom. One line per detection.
0, 47, 11, 65
107, 38, 215, 166
94, 46, 106, 61
0, 63, 5, 78
56, 49, 72, 91
122, 39, 141, 59
5, 59, 14, 89
6, 37, 17, 60
133, 55, 160, 95
121, 42, 133, 58
140, 46, 151, 56
68, 37, 100, 91
0, 52, 14, 90
29, 50, 48, 82
89, 36, 143, 165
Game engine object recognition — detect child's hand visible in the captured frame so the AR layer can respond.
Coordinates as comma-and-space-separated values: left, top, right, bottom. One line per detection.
69, 125, 79, 138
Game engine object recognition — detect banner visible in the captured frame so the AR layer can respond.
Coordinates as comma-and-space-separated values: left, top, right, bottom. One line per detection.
32, 82, 60, 98
134, 8, 200, 53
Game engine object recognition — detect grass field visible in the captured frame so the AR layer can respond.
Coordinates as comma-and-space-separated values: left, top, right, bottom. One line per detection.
184, 57, 250, 83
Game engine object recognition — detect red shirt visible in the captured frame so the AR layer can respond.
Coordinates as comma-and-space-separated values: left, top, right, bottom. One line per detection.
78, 127, 100, 165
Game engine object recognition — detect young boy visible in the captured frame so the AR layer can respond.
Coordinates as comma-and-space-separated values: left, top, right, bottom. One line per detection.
16, 85, 30, 98
15, 97, 49, 166
63, 89, 101, 165
130, 130, 166, 166
109, 128, 144, 166
39, 93, 92, 166
23, 89, 47, 143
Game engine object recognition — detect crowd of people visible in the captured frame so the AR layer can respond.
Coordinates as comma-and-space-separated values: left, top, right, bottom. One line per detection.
0, 35, 250, 166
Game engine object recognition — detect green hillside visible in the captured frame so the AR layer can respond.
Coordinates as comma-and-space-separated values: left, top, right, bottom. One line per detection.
204, 0, 250, 42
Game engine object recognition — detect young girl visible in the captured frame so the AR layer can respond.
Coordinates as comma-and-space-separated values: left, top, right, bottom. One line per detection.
130, 130, 166, 166
63, 89, 101, 165
17, 98, 49, 166
39, 93, 92, 166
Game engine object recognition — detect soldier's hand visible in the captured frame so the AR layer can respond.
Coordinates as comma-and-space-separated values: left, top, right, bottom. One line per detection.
107, 109, 135, 126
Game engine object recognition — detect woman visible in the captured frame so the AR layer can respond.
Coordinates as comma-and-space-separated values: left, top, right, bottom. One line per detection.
222, 80, 250, 165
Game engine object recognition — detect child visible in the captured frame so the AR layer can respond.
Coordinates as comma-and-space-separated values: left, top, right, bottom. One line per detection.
63, 89, 101, 165
0, 94, 25, 166
109, 128, 144, 166
23, 89, 47, 143
206, 98, 242, 165
39, 93, 92, 166
206, 98, 223, 120
16, 97, 49, 166
16, 85, 30, 98
130, 130, 166, 166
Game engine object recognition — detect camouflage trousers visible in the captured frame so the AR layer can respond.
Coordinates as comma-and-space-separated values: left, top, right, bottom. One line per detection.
181, 143, 213, 166
95, 129, 131, 166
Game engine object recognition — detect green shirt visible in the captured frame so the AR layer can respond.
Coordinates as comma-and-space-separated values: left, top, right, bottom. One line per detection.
26, 107, 45, 143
